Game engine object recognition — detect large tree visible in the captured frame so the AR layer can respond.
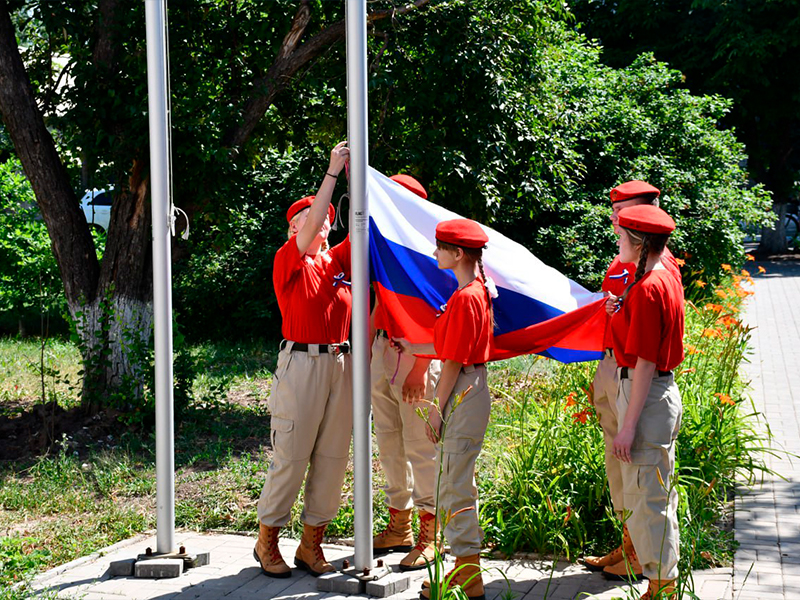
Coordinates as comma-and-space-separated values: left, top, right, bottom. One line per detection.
567, 0, 800, 253
0, 0, 427, 408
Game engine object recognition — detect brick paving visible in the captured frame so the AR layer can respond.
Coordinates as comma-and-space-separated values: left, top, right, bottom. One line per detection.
27, 530, 733, 599
31, 257, 800, 600
734, 259, 800, 600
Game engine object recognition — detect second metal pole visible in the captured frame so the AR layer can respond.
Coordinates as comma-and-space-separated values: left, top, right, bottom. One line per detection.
144, 0, 175, 555
345, 0, 373, 571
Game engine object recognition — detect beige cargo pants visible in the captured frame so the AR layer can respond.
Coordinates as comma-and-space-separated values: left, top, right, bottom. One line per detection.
257, 342, 353, 528
438, 364, 492, 557
592, 350, 624, 519
371, 335, 441, 514
616, 371, 682, 581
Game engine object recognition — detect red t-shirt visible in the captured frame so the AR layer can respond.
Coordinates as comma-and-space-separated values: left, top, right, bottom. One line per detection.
609, 269, 685, 371
273, 235, 352, 344
374, 300, 389, 333
433, 279, 493, 365
601, 247, 682, 348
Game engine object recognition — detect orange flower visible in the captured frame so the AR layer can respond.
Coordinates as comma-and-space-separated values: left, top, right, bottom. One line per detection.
678, 367, 697, 375
758, 266, 766, 274
704, 303, 724, 313
718, 316, 740, 328
715, 289, 728, 299
702, 328, 720, 338
721, 264, 732, 272
564, 392, 578, 409
715, 393, 735, 406
740, 269, 750, 277
563, 505, 573, 526
572, 409, 590, 424
675, 258, 686, 267
745, 254, 755, 261
694, 280, 707, 288
685, 344, 699, 355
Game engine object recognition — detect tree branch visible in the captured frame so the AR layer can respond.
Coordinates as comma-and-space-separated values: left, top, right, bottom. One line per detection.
223, 0, 430, 149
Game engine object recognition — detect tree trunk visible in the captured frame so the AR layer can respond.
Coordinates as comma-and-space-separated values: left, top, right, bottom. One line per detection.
758, 202, 788, 255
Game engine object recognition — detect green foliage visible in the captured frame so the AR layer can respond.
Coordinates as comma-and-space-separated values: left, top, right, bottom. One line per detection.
494, 28, 773, 288
0, 537, 51, 588
0, 158, 64, 328
568, 0, 800, 202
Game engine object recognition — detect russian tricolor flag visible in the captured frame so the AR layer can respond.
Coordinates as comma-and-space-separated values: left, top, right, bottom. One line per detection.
368, 168, 607, 363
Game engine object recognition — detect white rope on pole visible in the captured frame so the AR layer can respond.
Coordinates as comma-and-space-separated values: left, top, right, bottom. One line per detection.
345, 0, 373, 571
144, 0, 176, 555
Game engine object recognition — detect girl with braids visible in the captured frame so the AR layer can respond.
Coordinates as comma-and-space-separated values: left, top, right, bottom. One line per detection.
392, 218, 495, 600
609, 205, 684, 600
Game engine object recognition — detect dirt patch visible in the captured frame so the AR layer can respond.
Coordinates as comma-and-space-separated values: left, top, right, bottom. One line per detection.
0, 401, 125, 464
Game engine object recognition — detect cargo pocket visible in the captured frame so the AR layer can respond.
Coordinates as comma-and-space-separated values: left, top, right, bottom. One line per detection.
270, 416, 295, 458
268, 351, 294, 413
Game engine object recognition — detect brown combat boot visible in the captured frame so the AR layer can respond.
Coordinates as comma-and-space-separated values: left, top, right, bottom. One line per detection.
294, 523, 335, 576
420, 554, 485, 600
400, 510, 440, 571
640, 578, 676, 599
374, 507, 414, 554
602, 525, 643, 581
583, 524, 630, 571
253, 523, 291, 578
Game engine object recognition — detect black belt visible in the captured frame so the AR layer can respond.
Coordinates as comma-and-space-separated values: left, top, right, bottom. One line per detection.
620, 366, 671, 379
280, 340, 351, 354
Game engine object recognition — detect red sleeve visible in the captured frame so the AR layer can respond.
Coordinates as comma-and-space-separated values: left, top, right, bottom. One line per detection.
624, 284, 664, 364
330, 235, 351, 279
437, 292, 480, 363
663, 247, 683, 283
273, 236, 302, 291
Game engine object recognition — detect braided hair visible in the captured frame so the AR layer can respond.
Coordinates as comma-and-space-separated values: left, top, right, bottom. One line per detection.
621, 227, 671, 286
436, 240, 495, 328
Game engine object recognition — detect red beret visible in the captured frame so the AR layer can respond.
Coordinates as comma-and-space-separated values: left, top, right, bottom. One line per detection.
618, 205, 676, 235
435, 219, 489, 249
609, 180, 661, 204
390, 174, 428, 199
286, 195, 335, 224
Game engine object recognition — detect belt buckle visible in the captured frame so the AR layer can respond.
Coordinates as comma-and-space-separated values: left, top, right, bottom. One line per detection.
328, 344, 341, 355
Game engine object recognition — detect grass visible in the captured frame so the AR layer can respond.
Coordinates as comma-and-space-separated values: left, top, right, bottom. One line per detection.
0, 269, 775, 594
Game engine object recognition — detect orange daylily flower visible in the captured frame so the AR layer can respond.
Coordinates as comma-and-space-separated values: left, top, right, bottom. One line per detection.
715, 289, 728, 299
563, 505, 573, 526
694, 280, 707, 288
745, 254, 755, 261
704, 303, 724, 313
715, 393, 735, 406
741, 269, 750, 277
572, 409, 590, 424
701, 328, 721, 338
675, 258, 686, 267
758, 266, 766, 274
685, 344, 699, 355
721, 264, 732, 272
564, 392, 578, 409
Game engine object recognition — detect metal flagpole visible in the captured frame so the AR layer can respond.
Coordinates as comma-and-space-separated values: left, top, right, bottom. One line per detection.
345, 0, 373, 571
144, 0, 175, 555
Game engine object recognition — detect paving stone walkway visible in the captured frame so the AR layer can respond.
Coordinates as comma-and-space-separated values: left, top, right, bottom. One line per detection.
28, 530, 732, 600
29, 257, 800, 600
733, 259, 800, 600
